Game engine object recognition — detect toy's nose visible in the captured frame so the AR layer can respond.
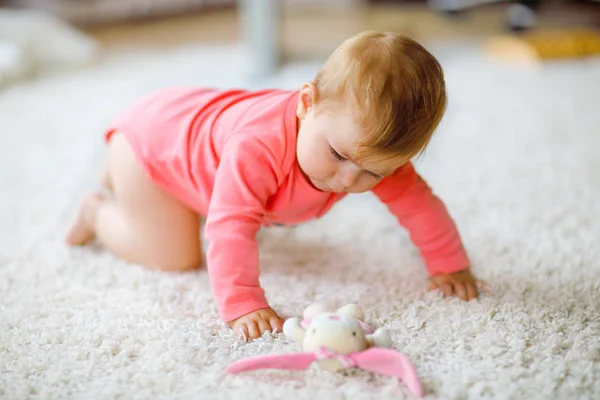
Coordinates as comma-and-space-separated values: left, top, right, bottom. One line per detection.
329, 315, 340, 321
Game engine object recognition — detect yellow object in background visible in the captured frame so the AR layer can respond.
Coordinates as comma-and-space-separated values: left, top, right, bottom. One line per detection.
487, 28, 600, 63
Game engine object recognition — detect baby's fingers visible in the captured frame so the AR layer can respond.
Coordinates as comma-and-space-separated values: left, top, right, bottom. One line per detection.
428, 281, 439, 292
440, 282, 454, 297
257, 318, 272, 336
454, 282, 468, 301
245, 321, 260, 339
466, 281, 478, 300
270, 316, 284, 334
235, 323, 249, 341
428, 281, 455, 297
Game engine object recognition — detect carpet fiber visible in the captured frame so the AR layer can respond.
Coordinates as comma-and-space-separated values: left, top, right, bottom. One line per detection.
1, 42, 599, 400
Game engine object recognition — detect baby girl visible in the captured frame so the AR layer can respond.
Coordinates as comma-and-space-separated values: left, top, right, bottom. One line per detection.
66, 31, 482, 339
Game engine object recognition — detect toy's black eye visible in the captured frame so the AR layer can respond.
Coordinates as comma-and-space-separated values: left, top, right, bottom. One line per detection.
352, 331, 356, 337
312, 329, 317, 334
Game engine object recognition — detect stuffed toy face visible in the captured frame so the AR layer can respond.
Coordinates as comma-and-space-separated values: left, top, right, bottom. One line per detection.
302, 312, 368, 355
283, 303, 393, 372
284, 303, 392, 351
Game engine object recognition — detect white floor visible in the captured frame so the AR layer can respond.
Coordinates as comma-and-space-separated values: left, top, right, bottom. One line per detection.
1, 40, 599, 399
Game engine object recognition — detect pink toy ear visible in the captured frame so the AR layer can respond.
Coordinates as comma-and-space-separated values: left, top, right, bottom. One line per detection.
352, 348, 423, 398
357, 320, 375, 334
227, 352, 317, 374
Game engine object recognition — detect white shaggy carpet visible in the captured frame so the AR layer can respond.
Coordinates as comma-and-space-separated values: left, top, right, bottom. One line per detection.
1, 41, 599, 400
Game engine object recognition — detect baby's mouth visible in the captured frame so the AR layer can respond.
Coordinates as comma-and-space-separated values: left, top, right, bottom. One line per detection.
322, 182, 344, 193
310, 178, 330, 192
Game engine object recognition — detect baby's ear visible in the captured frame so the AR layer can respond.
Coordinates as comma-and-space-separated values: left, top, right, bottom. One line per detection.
283, 318, 306, 344
296, 82, 316, 119
336, 304, 365, 321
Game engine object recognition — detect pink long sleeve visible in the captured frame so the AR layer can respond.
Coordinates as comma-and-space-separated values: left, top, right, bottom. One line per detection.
203, 133, 283, 322
372, 164, 470, 276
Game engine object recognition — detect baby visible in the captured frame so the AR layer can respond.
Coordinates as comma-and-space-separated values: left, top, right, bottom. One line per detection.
66, 31, 482, 339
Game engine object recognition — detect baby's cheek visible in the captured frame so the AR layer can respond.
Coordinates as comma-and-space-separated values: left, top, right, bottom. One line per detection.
307, 155, 333, 179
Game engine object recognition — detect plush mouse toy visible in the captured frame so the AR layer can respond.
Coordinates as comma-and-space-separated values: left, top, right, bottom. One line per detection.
227, 303, 423, 398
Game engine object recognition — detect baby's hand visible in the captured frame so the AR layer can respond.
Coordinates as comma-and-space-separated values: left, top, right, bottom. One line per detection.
428, 269, 487, 301
228, 308, 284, 340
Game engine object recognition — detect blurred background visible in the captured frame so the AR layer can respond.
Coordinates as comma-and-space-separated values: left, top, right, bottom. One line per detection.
2, 5, 600, 400
1, 0, 599, 84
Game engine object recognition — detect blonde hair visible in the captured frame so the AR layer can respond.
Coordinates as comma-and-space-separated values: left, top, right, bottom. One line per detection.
313, 31, 447, 161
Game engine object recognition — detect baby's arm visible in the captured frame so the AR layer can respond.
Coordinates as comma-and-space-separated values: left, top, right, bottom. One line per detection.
372, 164, 480, 300
204, 134, 284, 338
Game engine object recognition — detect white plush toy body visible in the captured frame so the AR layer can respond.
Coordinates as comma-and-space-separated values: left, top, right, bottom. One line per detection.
283, 303, 393, 372
227, 303, 423, 398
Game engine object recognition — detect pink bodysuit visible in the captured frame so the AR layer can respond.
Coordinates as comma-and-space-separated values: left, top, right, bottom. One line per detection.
105, 87, 470, 322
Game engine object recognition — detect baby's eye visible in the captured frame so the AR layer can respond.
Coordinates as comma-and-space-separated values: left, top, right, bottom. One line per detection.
367, 171, 383, 180
329, 147, 346, 162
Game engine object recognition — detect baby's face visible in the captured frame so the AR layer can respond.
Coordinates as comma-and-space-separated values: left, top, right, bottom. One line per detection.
296, 105, 406, 194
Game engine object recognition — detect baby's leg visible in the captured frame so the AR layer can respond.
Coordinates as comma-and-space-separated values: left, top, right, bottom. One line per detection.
65, 133, 202, 271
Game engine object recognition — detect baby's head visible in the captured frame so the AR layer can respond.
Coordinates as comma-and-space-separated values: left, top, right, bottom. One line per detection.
296, 31, 447, 193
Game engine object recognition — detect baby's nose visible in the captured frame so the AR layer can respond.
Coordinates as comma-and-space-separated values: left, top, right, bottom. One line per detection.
339, 166, 361, 188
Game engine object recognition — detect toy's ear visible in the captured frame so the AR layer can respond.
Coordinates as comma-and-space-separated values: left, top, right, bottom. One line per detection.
336, 304, 365, 321
365, 328, 393, 348
283, 317, 306, 344
303, 303, 327, 320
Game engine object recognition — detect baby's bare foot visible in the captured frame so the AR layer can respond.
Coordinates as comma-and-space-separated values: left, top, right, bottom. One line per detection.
65, 192, 103, 246
229, 308, 284, 340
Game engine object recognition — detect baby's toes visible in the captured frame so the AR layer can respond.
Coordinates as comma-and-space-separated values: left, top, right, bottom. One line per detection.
64, 192, 102, 246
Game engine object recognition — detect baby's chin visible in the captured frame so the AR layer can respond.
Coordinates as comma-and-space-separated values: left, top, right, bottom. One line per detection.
310, 178, 371, 194
309, 178, 338, 193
